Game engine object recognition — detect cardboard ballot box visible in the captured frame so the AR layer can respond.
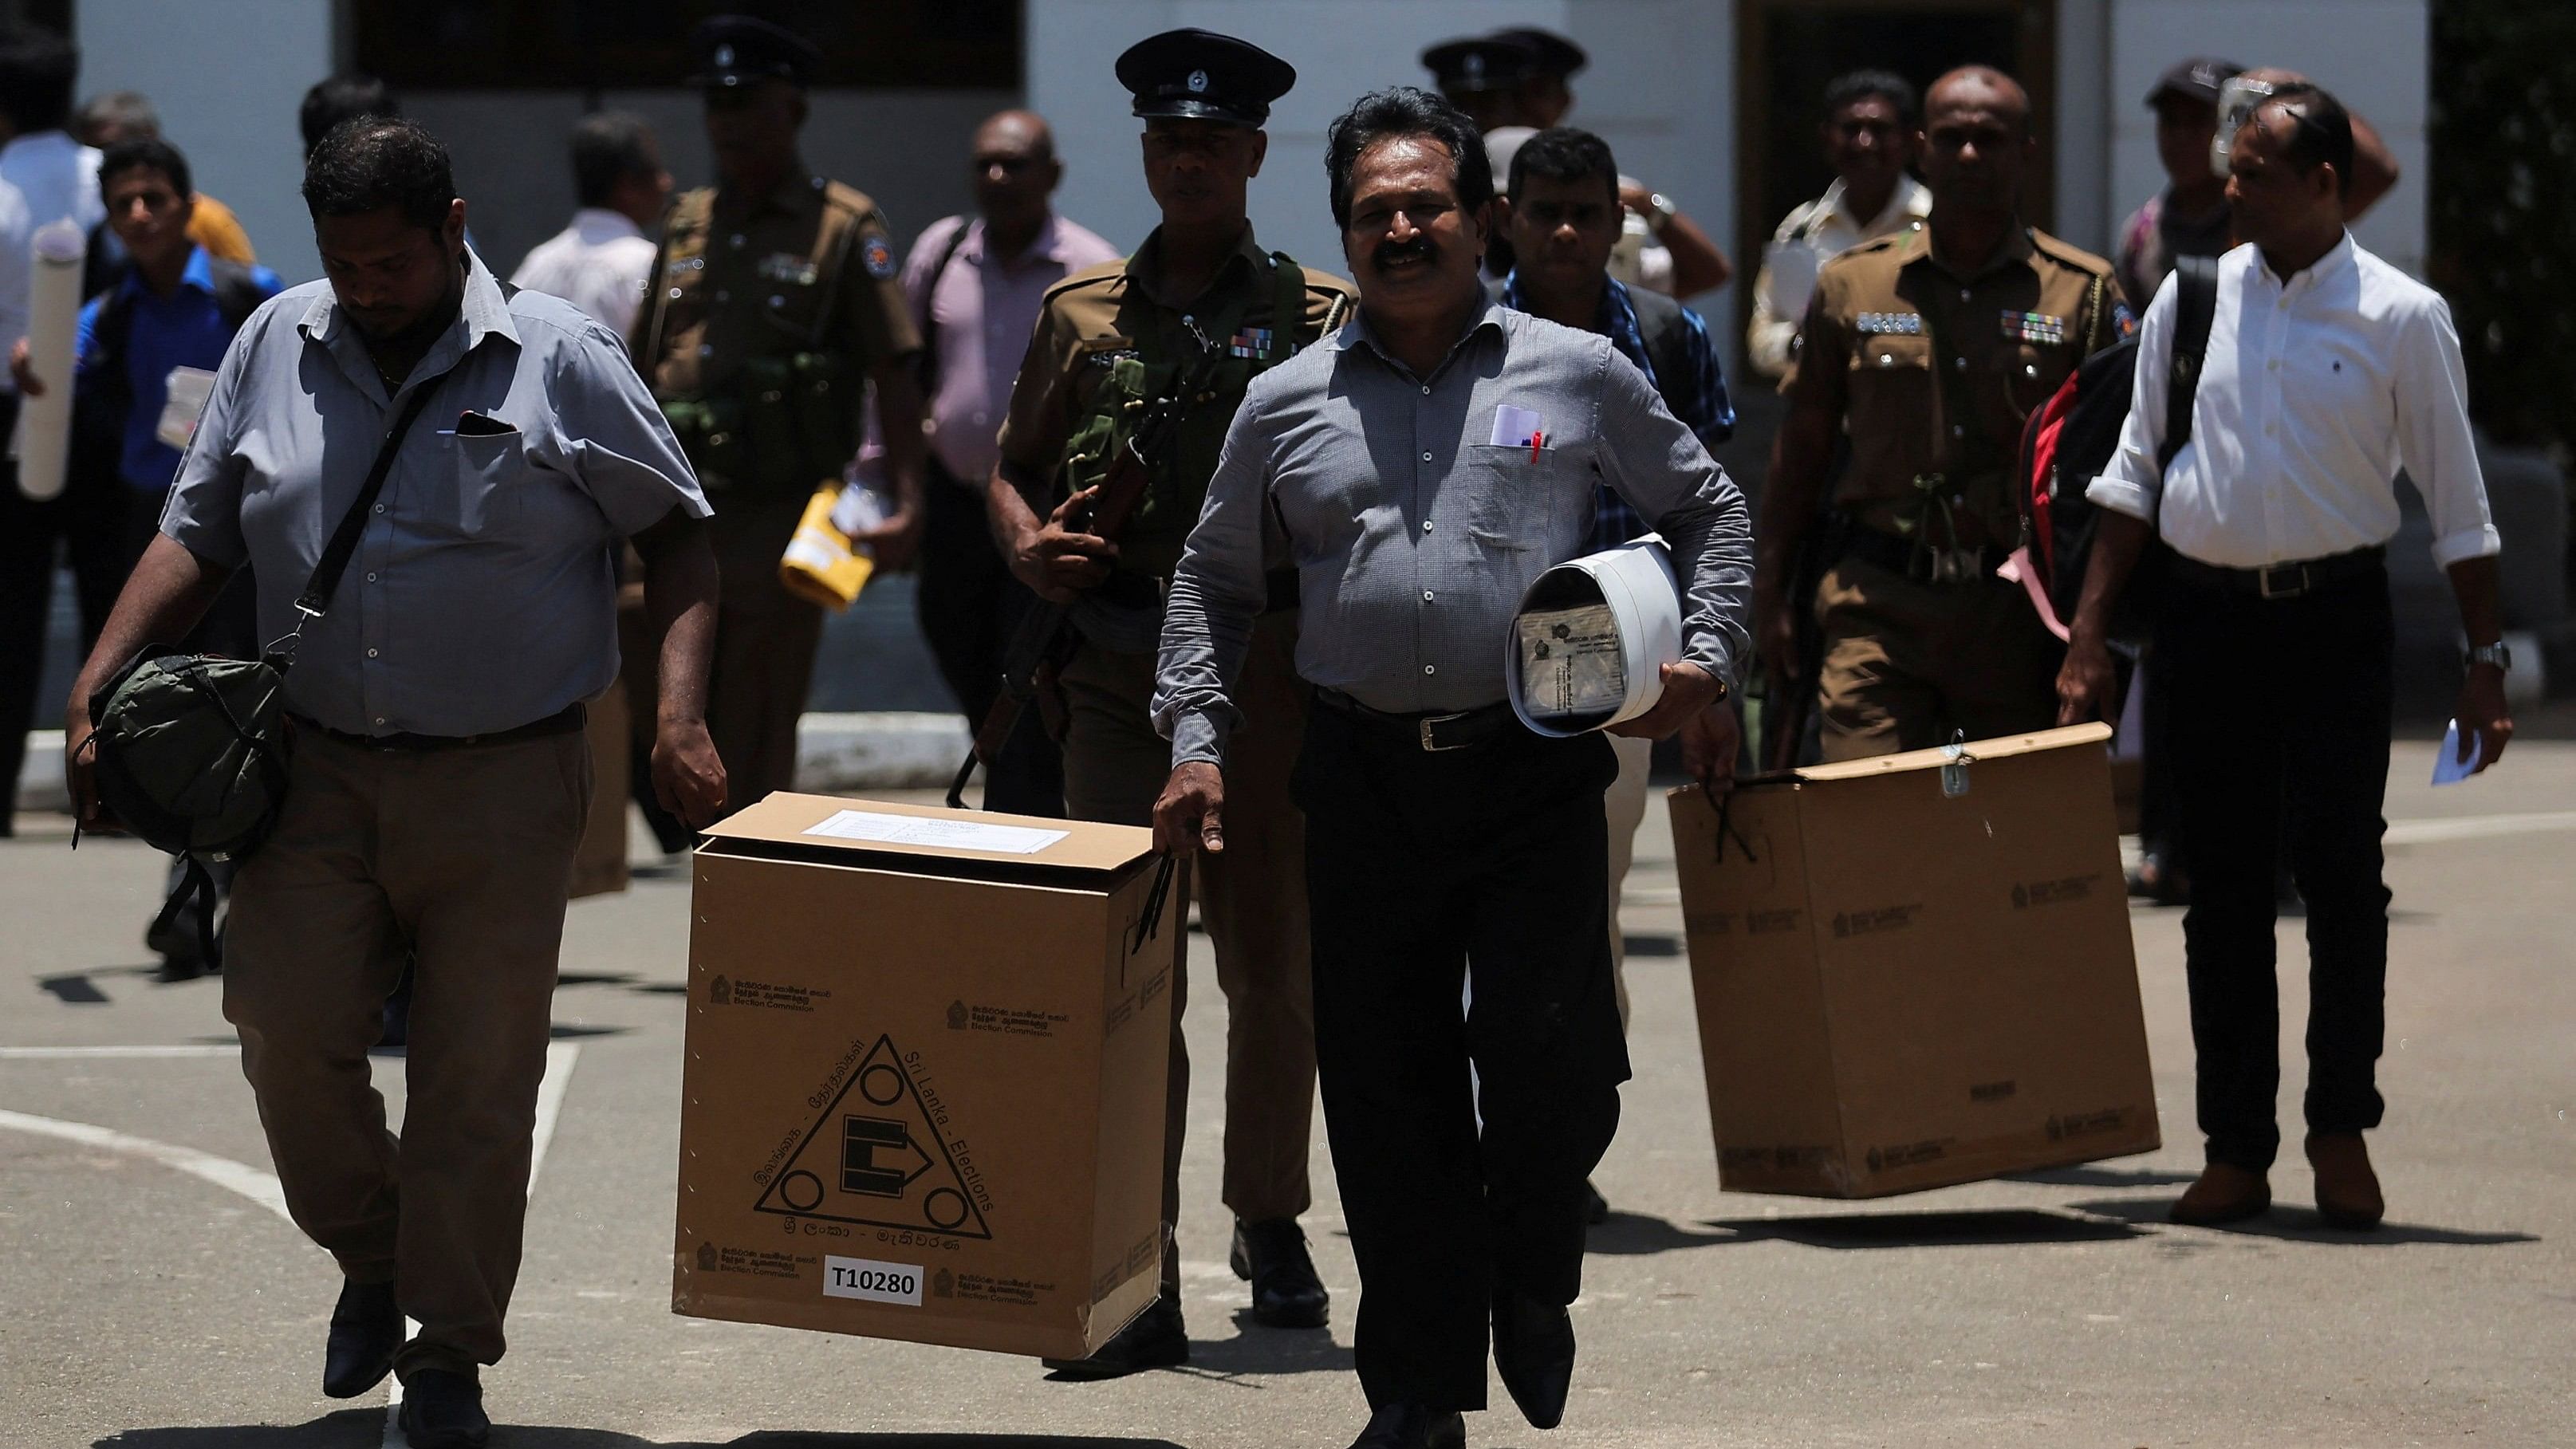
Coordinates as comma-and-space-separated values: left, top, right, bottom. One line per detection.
1668, 723, 2159, 1198
674, 793, 1183, 1360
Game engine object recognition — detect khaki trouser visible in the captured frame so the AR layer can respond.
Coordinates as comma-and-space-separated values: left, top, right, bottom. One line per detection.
707, 501, 825, 807
1601, 732, 1653, 1030
223, 726, 590, 1379
1814, 555, 2062, 762
1058, 612, 1314, 1293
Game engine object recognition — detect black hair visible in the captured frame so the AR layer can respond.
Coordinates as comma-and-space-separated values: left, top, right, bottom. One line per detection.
76, 90, 158, 144
571, 110, 659, 208
2263, 84, 2355, 199
1826, 69, 1917, 129
300, 73, 400, 156
1323, 86, 1492, 230
0, 28, 79, 136
99, 136, 191, 199
1507, 125, 1617, 205
302, 117, 455, 233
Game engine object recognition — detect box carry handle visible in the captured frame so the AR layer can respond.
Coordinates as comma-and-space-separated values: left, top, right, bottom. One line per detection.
1700, 781, 1759, 864
1128, 853, 1180, 955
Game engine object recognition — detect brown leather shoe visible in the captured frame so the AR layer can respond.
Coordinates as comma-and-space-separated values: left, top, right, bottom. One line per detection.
2169, 1162, 2271, 1225
2306, 1133, 2385, 1230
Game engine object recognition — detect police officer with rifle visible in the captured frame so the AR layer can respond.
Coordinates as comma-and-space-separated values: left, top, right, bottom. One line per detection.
979, 29, 1355, 1376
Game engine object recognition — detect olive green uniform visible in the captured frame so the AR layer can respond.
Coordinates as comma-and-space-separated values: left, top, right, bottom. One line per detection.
996, 226, 1354, 1291
635, 173, 920, 804
1783, 222, 2125, 759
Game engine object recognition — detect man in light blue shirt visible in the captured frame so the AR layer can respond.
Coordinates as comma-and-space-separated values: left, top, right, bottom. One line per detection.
65, 118, 724, 1449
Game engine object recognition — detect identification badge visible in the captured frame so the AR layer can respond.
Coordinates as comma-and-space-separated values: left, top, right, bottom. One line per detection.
2001, 310, 2067, 345
1855, 311, 1923, 336
155, 367, 218, 450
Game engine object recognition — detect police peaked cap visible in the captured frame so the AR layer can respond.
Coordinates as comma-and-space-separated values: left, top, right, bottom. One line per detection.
1419, 33, 1541, 95
688, 14, 823, 89
1117, 29, 1295, 128
1489, 27, 1586, 80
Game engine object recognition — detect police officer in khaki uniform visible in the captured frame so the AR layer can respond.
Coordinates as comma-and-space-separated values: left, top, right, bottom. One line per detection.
985, 29, 1356, 1377
1758, 66, 2126, 760
635, 16, 925, 805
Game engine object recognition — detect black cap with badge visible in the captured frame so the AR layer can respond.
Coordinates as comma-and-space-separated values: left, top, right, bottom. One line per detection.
1488, 27, 1586, 80
688, 14, 823, 90
2145, 56, 2245, 109
1419, 33, 1542, 96
1117, 29, 1296, 128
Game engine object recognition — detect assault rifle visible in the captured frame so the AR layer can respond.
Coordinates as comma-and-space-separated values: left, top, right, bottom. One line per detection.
947, 348, 1226, 809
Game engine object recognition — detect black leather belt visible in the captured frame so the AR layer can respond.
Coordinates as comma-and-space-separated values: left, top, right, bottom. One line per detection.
1841, 526, 2011, 585
297, 701, 588, 753
2166, 545, 2385, 600
1314, 687, 1513, 753
1097, 569, 1302, 613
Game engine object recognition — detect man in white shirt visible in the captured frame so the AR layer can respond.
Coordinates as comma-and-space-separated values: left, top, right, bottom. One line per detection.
510, 111, 670, 338
2059, 89, 2511, 1233
0, 28, 103, 236
1746, 70, 1932, 380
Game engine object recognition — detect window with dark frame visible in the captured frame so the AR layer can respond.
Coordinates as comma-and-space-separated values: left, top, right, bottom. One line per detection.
349, 0, 1020, 91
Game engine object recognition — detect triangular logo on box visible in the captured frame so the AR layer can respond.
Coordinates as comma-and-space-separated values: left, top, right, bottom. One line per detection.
752, 1034, 994, 1239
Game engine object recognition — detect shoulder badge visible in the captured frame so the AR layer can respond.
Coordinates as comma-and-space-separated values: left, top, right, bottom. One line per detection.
860, 234, 896, 281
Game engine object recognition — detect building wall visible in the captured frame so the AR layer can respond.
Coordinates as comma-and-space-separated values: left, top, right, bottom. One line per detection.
2104, 0, 2429, 276
1028, 0, 1738, 333
75, 0, 334, 284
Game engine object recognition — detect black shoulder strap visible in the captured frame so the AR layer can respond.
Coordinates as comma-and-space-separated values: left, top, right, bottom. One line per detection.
277, 380, 444, 665
206, 259, 269, 332
2157, 255, 2221, 474
914, 216, 975, 392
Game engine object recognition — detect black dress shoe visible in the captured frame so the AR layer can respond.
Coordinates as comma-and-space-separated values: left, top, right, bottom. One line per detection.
1230, 1217, 1329, 1328
1347, 1403, 1466, 1449
321, 1278, 400, 1399
1492, 1290, 1577, 1430
1041, 1292, 1188, 1378
397, 1368, 490, 1449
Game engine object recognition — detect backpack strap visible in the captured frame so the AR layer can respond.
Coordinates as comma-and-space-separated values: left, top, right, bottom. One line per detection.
206, 258, 270, 331
2156, 256, 2221, 474
913, 216, 976, 394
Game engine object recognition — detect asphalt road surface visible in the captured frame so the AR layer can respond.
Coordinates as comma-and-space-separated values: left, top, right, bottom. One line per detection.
5, 729, 2573, 1448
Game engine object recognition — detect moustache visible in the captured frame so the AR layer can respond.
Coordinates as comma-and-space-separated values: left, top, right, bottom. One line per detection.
1372, 237, 1438, 271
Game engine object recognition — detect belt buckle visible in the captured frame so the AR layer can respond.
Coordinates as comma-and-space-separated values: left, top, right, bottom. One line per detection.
1419, 711, 1470, 752
2258, 563, 2307, 599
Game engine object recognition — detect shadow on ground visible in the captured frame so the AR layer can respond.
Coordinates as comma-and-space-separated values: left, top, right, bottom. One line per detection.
2002, 1164, 2199, 1189
1584, 1206, 2146, 1252
98, 1423, 1190, 1449
2073, 1195, 2542, 1246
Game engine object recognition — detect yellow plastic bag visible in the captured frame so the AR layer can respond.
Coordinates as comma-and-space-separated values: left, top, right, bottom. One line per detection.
777, 480, 876, 612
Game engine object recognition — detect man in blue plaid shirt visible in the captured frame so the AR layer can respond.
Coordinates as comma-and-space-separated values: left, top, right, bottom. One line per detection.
1495, 124, 1733, 1225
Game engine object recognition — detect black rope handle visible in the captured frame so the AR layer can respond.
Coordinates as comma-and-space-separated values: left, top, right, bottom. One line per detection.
1128, 852, 1180, 955
1705, 782, 1759, 864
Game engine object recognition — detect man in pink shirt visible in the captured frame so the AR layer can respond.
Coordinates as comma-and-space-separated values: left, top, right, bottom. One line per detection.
908, 109, 1119, 815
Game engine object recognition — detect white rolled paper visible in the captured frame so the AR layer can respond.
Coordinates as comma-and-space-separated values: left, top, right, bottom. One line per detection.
1505, 534, 1686, 738
13, 219, 87, 501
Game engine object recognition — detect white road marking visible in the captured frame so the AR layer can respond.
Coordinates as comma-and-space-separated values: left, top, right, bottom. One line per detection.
0, 1108, 291, 1222
384, 1041, 581, 1446
2383, 809, 2576, 845
0, 1039, 582, 1449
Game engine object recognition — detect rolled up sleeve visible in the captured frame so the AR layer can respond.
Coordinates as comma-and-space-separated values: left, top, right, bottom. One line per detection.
2085, 271, 2176, 525
1595, 345, 1752, 685
2394, 295, 2500, 567
553, 316, 711, 534
1153, 394, 1274, 767
157, 312, 260, 568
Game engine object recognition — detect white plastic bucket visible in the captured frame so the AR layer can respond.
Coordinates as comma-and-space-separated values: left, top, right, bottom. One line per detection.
1503, 534, 1684, 737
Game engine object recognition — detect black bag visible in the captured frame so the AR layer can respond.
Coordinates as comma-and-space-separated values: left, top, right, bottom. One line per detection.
2015, 255, 2220, 644
79, 380, 443, 955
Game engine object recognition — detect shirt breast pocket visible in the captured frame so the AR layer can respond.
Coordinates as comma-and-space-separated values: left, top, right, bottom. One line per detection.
1456, 443, 1580, 553
434, 425, 531, 538
1849, 332, 1934, 410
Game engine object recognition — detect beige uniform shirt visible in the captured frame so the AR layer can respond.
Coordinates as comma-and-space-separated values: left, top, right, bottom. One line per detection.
1746, 175, 1932, 379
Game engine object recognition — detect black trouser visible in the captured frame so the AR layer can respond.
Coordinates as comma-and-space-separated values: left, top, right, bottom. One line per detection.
0, 448, 128, 834
913, 457, 1063, 817
1296, 706, 1629, 1413
2157, 561, 2393, 1172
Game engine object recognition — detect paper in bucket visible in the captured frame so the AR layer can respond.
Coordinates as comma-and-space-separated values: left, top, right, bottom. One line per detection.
1504, 534, 1684, 736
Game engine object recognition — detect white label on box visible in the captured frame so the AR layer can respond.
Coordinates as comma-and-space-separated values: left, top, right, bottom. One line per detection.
822, 1254, 924, 1306
802, 809, 1069, 856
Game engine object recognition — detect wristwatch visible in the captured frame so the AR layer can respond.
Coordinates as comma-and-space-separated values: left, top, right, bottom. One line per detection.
2466, 641, 2513, 671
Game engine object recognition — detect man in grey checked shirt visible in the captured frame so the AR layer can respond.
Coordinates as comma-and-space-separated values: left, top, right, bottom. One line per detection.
1151, 88, 1751, 1449
65, 120, 723, 1448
